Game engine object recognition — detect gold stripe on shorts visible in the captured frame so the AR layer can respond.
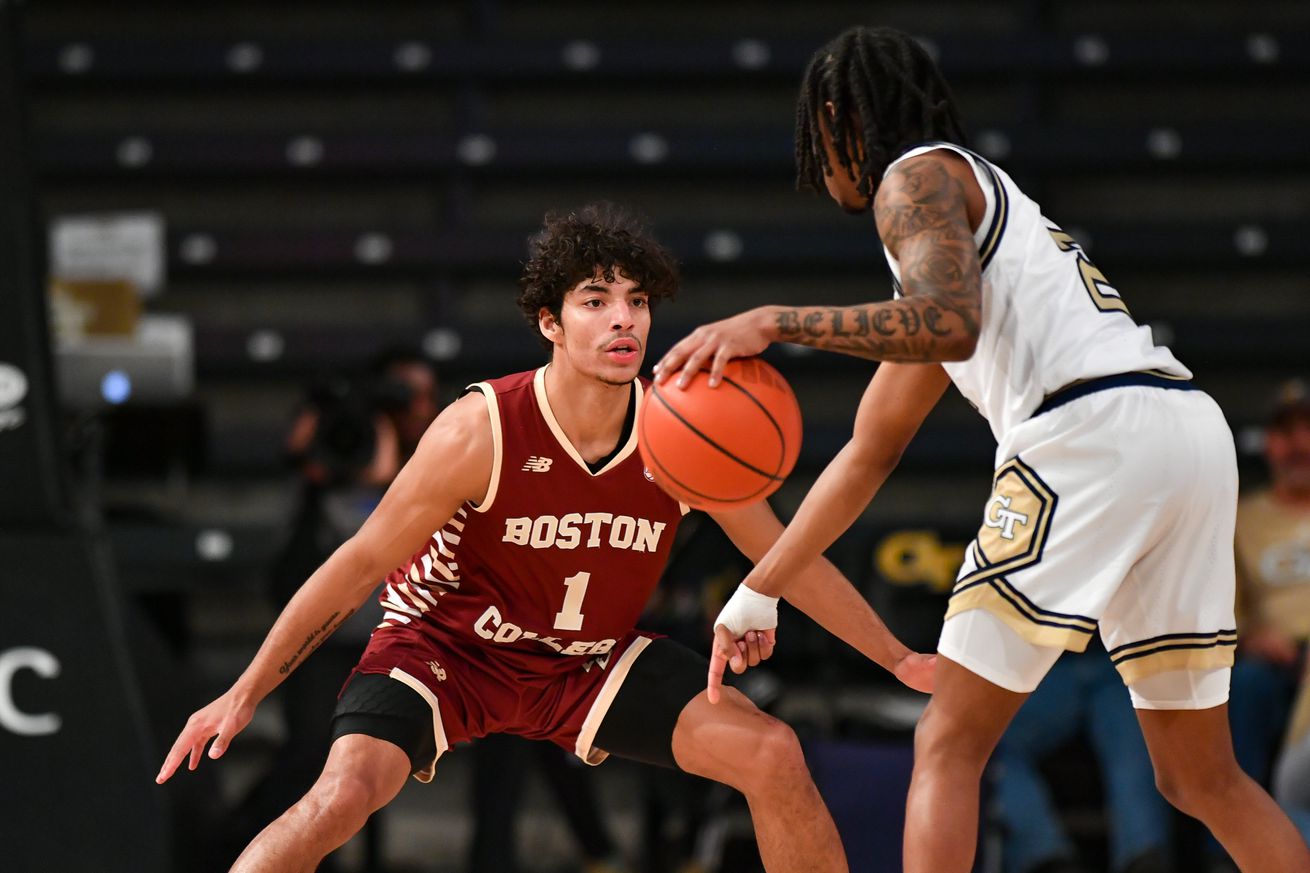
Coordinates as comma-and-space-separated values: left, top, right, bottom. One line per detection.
947, 578, 1097, 653
1109, 630, 1238, 684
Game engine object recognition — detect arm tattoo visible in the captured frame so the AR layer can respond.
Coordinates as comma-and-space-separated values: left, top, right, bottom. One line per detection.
278, 608, 356, 675
774, 157, 983, 363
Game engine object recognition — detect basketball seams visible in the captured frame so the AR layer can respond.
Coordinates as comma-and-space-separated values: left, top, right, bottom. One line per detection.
649, 382, 786, 482
718, 374, 789, 478
639, 390, 777, 505
639, 359, 802, 510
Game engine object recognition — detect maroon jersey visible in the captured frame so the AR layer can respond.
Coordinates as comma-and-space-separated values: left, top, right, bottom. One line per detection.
373, 367, 685, 680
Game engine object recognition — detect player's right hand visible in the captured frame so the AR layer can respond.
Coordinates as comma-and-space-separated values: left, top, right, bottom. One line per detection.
707, 626, 776, 704
653, 306, 777, 390
156, 689, 255, 784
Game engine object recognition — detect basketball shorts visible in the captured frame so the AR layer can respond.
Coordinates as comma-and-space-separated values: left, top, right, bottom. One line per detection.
938, 384, 1237, 708
331, 626, 707, 782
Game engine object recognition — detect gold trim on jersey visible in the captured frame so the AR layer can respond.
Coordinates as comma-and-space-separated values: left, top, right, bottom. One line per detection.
533, 366, 642, 478
1048, 226, 1130, 316
977, 159, 1009, 270
466, 382, 503, 513
1139, 368, 1192, 382
1109, 629, 1238, 684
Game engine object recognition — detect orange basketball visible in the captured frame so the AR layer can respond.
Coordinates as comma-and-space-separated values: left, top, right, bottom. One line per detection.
640, 357, 802, 511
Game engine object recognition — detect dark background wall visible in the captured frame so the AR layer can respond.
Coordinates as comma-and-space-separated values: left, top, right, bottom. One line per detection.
3, 1, 1308, 871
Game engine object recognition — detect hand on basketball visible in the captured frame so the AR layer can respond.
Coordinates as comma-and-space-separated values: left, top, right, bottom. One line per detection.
707, 626, 777, 704
654, 306, 777, 389
893, 652, 937, 694
156, 689, 255, 784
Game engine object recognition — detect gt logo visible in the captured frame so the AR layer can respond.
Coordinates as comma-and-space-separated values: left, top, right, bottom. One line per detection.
960, 456, 1056, 591
984, 495, 1030, 541
522, 456, 553, 473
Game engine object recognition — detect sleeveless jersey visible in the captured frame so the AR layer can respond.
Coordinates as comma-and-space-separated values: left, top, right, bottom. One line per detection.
883, 142, 1190, 443
374, 367, 685, 679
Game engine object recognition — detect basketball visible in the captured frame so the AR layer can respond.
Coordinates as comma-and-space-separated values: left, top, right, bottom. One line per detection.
640, 358, 802, 511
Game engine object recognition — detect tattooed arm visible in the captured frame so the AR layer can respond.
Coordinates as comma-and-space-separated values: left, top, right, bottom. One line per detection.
655, 151, 981, 386
775, 154, 982, 360
157, 393, 494, 782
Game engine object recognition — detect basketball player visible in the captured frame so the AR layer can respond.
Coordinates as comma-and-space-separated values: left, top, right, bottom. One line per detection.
655, 26, 1310, 873
156, 203, 934, 873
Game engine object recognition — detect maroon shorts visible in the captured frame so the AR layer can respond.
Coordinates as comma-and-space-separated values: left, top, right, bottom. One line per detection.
348, 624, 656, 781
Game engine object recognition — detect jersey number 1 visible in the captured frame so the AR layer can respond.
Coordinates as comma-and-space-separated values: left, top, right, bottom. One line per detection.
553, 572, 591, 631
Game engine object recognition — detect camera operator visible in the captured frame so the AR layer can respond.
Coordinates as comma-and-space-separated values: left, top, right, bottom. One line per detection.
223, 347, 440, 868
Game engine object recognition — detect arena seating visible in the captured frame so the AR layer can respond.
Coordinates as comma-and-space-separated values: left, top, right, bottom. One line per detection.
16, 4, 1307, 866
23, 0, 1306, 624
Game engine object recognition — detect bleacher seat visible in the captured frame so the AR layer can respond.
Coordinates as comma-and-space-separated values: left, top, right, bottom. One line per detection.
20, 0, 1309, 535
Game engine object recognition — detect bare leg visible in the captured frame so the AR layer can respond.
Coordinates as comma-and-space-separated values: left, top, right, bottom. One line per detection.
902, 655, 1029, 873
230, 734, 412, 873
671, 688, 847, 873
1137, 705, 1310, 873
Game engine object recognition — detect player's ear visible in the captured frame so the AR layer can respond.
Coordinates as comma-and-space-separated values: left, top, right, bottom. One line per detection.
823, 99, 837, 121
538, 306, 563, 346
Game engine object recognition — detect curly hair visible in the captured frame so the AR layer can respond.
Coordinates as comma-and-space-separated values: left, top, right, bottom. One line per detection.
795, 25, 969, 204
517, 202, 680, 352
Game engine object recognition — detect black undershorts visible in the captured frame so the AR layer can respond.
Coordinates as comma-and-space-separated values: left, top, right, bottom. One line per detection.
331, 637, 709, 774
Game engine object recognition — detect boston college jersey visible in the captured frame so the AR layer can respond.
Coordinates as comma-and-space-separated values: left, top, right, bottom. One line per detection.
374, 367, 685, 679
883, 142, 1190, 443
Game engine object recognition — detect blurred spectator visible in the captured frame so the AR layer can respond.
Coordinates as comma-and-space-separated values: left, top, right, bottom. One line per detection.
1214, 379, 1310, 869
992, 640, 1173, 873
373, 346, 442, 460
282, 345, 440, 493
1230, 380, 1310, 782
1273, 684, 1310, 841
223, 347, 441, 867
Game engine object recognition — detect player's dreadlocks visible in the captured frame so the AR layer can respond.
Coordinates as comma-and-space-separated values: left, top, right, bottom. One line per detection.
518, 202, 679, 352
795, 26, 969, 202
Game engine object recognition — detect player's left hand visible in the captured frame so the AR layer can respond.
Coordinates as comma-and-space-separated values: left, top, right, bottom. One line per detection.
893, 652, 937, 694
708, 626, 777, 704
654, 306, 778, 389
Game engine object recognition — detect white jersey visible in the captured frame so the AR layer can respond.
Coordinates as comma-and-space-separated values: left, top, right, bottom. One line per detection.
883, 142, 1190, 443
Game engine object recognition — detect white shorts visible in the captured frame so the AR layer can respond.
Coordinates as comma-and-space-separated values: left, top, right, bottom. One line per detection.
940, 384, 1237, 705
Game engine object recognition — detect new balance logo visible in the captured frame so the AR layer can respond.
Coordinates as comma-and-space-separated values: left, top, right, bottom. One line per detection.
522, 456, 553, 473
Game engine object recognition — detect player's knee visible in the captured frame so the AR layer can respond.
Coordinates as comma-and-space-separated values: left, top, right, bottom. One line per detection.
736, 718, 807, 792
758, 718, 806, 771
306, 769, 386, 832
913, 701, 991, 770
1153, 759, 1243, 818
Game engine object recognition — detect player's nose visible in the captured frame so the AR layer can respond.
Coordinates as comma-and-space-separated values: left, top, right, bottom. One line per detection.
610, 302, 635, 330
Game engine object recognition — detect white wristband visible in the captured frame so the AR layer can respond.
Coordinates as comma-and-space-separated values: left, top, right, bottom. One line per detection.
714, 583, 780, 638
